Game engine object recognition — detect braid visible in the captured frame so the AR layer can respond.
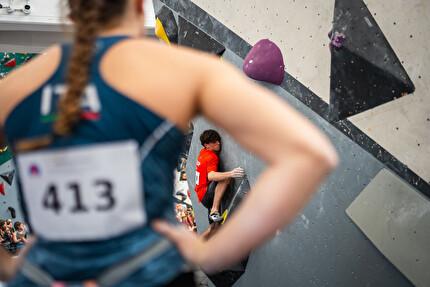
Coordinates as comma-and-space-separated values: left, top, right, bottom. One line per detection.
13, 0, 127, 151
54, 0, 101, 136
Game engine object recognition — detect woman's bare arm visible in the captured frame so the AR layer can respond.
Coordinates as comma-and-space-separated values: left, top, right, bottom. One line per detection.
154, 55, 338, 272
0, 237, 35, 281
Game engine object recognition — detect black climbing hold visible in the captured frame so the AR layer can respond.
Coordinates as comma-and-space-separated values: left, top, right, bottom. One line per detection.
0, 170, 15, 186
329, 0, 414, 120
180, 123, 194, 160
178, 16, 226, 56
175, 189, 187, 201
1, 54, 9, 65
156, 5, 178, 44
7, 207, 16, 218
173, 195, 192, 208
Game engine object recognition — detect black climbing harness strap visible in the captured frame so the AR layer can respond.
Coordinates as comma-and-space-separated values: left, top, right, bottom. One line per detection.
20, 238, 173, 287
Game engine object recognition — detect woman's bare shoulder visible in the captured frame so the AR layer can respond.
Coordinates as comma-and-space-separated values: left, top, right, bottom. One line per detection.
100, 37, 226, 131
0, 45, 61, 93
110, 37, 222, 70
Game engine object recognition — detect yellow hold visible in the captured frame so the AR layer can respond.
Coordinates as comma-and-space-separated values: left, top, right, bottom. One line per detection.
155, 18, 171, 45
221, 209, 228, 224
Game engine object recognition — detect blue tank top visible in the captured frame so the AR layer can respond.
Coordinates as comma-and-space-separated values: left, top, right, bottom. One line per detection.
3, 36, 186, 286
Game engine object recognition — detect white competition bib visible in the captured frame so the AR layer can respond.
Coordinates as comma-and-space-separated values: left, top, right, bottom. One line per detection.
16, 140, 146, 241
195, 171, 200, 185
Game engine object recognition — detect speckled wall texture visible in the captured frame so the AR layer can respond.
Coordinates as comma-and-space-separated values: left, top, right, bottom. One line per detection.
191, 0, 429, 187
153, 0, 429, 286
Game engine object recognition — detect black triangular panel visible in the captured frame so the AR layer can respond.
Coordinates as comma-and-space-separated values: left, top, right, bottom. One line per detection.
0, 170, 15, 186
206, 176, 250, 285
207, 269, 247, 287
329, 0, 414, 120
178, 16, 226, 56
156, 5, 178, 44
222, 177, 250, 222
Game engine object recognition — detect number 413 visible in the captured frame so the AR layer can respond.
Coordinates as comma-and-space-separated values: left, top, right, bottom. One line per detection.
43, 180, 115, 214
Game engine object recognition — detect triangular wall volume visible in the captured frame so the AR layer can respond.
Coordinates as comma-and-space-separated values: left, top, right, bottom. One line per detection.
329, 0, 414, 120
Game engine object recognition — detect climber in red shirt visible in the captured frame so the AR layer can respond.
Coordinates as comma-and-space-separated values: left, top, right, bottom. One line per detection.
195, 129, 244, 240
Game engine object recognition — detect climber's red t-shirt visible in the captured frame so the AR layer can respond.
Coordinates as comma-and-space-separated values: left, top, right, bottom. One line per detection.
194, 148, 218, 202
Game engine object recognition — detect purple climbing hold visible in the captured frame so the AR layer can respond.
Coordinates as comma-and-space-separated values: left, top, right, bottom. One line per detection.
243, 39, 285, 85
334, 33, 346, 43
332, 40, 343, 49
328, 29, 346, 51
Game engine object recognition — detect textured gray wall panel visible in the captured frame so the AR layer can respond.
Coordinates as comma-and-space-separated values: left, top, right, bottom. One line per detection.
185, 49, 413, 286
347, 169, 430, 287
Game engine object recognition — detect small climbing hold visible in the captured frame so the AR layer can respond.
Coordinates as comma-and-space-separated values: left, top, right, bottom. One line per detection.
0, 54, 10, 65
243, 39, 285, 85
7, 207, 16, 218
24, 55, 32, 63
4, 58, 16, 68
328, 29, 346, 51
0, 170, 15, 186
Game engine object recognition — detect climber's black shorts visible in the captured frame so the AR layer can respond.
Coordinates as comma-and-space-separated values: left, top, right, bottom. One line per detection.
201, 181, 217, 224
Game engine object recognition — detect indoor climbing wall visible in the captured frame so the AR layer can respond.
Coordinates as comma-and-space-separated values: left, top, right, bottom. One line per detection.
0, 52, 36, 78
0, 52, 36, 222
188, 0, 429, 192
152, 0, 429, 286
0, 159, 21, 222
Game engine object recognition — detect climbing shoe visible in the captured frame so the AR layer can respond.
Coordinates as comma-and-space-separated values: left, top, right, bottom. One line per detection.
209, 211, 223, 223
